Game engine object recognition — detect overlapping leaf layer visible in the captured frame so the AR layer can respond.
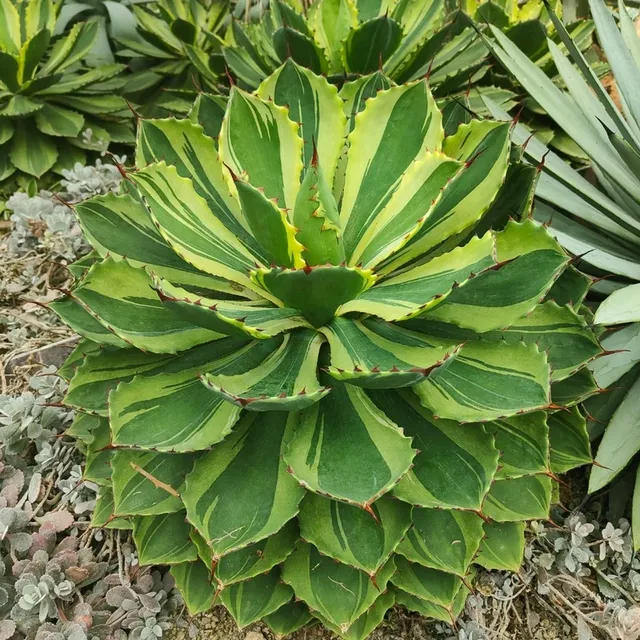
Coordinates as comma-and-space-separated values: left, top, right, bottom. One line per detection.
56, 61, 599, 638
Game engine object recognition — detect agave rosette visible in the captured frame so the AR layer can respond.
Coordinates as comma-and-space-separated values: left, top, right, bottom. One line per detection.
54, 61, 600, 638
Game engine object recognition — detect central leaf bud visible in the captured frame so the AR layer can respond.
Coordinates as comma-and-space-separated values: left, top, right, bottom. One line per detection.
251, 264, 375, 328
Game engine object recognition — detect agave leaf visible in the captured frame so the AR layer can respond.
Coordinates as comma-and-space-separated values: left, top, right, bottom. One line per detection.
397, 508, 484, 577
132, 163, 271, 298
589, 376, 640, 492
344, 16, 402, 74
321, 317, 461, 388
489, 412, 550, 479
109, 339, 276, 451
153, 277, 310, 339
339, 80, 443, 259
133, 511, 198, 565
171, 561, 218, 615
298, 493, 412, 575
10, 123, 57, 177
551, 367, 600, 407
282, 541, 395, 632
219, 87, 304, 211
391, 557, 470, 607
264, 600, 313, 637
483, 475, 552, 521
135, 118, 261, 255
474, 521, 525, 572
215, 520, 299, 587
71, 258, 223, 353
595, 283, 640, 325
202, 330, 328, 411
220, 569, 294, 629
548, 407, 592, 474
257, 60, 347, 187
0, 0, 20, 55
307, 0, 358, 73
590, 323, 640, 388
376, 389, 498, 509
49, 297, 130, 349
111, 450, 198, 516
183, 411, 304, 557
416, 341, 551, 422
395, 582, 470, 624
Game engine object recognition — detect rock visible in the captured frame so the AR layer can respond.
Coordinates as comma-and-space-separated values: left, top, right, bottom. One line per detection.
244, 633, 265, 640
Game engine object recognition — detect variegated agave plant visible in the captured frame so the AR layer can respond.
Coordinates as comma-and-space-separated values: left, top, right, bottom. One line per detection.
53, 61, 601, 638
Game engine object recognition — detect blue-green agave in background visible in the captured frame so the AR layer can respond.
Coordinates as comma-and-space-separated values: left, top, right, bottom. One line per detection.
53, 61, 602, 638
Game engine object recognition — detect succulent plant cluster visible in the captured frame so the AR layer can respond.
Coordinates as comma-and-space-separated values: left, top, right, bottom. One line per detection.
47, 60, 604, 638
0, 0, 133, 202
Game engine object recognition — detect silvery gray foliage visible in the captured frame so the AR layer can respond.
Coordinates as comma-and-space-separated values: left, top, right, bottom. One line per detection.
0, 367, 72, 456
4, 157, 124, 260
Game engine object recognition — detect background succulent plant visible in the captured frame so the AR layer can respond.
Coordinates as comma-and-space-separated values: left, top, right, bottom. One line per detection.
48, 60, 603, 638
0, 0, 134, 206
117, 0, 230, 115
482, 0, 640, 549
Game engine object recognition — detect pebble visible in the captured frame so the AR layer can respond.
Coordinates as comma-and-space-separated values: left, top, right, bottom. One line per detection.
244, 633, 265, 640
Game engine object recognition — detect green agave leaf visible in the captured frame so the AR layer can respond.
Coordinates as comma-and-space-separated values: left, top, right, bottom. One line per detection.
321, 317, 461, 388
0, 95, 43, 117
110, 339, 276, 451
425, 221, 569, 333
71, 258, 222, 353
49, 297, 130, 349
273, 26, 327, 74
397, 508, 484, 577
40, 20, 99, 75
153, 277, 310, 339
340, 80, 443, 259
215, 520, 299, 587
133, 511, 198, 565
183, 411, 304, 557
348, 152, 461, 269
344, 16, 402, 74
494, 302, 602, 381
84, 416, 112, 485
483, 474, 552, 522
474, 521, 525, 572
374, 389, 498, 510
391, 556, 470, 607
307, 0, 358, 73
188, 92, 226, 141
488, 412, 550, 479
111, 450, 198, 516
293, 161, 345, 266
589, 375, 640, 492
415, 340, 551, 423
58, 339, 102, 383
340, 231, 495, 322
315, 588, 395, 640
34, 104, 84, 138
384, 120, 510, 272
595, 283, 640, 326
0, 119, 14, 145
232, 175, 305, 268
136, 117, 262, 257
219, 87, 303, 211
551, 368, 600, 407
92, 486, 133, 530
64, 345, 178, 415
219, 569, 293, 629
545, 265, 591, 310
395, 581, 469, 624
202, 330, 328, 411
264, 600, 313, 638
132, 162, 269, 299
298, 493, 412, 575
171, 561, 218, 615
548, 407, 592, 474
0, 0, 20, 55
282, 541, 395, 633
66, 411, 104, 444
222, 44, 268, 89
285, 383, 416, 507
253, 264, 375, 329
257, 60, 346, 187
338, 71, 393, 134
589, 323, 640, 389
